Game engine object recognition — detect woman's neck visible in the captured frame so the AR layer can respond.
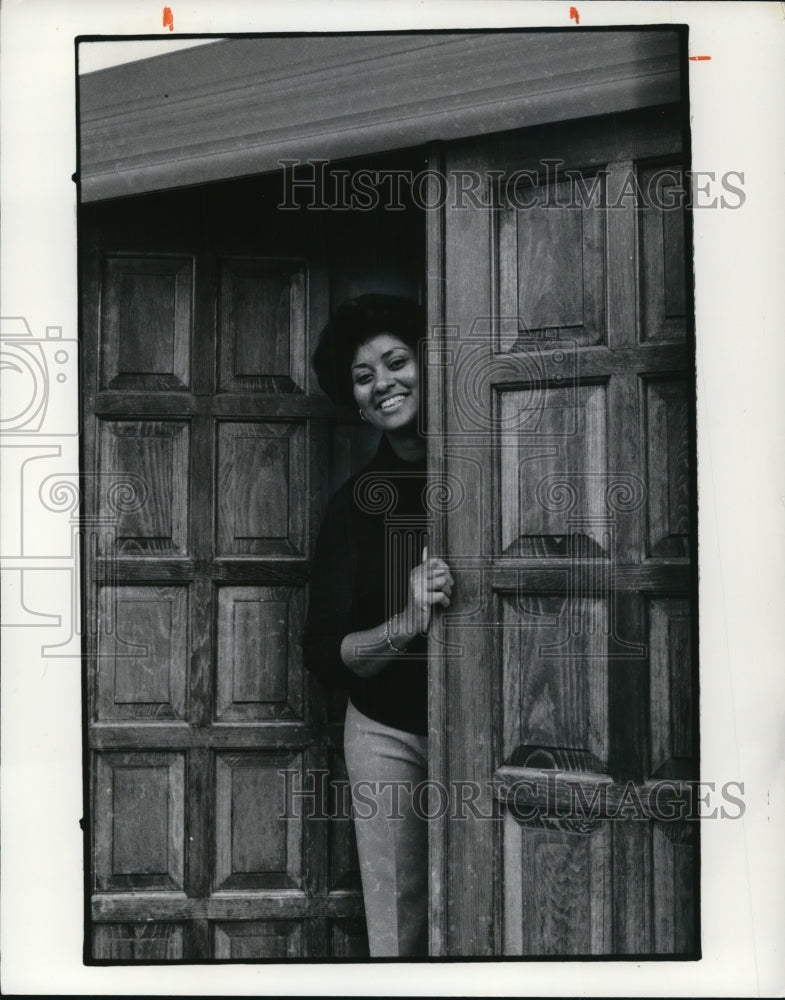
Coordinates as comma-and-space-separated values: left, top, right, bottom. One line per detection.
385, 428, 426, 463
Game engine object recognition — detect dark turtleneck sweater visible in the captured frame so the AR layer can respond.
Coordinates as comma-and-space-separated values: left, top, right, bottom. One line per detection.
302, 435, 429, 736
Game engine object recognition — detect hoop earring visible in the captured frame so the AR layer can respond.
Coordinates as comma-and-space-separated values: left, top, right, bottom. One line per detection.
359, 410, 368, 422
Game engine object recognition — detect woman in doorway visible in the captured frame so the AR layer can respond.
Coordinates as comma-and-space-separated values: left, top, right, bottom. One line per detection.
303, 294, 453, 958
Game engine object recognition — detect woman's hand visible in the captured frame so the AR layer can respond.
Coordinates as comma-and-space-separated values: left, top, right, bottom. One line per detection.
404, 546, 454, 634
339, 547, 453, 677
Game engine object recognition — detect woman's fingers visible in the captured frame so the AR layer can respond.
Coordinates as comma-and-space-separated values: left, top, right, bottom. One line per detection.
411, 553, 455, 612
425, 559, 452, 575
425, 569, 453, 590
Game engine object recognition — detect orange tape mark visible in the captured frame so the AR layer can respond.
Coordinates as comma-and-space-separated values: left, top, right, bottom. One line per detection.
689, 55, 711, 61
163, 6, 174, 31
569, 6, 580, 23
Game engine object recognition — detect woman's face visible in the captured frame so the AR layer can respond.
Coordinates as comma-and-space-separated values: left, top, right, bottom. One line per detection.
350, 333, 419, 432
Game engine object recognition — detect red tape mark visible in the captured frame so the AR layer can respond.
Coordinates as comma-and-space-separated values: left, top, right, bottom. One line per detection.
569, 6, 580, 24
689, 55, 711, 61
163, 6, 174, 31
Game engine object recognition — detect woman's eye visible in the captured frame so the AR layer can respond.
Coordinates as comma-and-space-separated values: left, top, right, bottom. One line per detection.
389, 357, 406, 369
353, 373, 372, 385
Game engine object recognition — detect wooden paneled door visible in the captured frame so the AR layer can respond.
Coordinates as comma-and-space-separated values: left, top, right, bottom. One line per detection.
427, 107, 698, 956
80, 180, 376, 960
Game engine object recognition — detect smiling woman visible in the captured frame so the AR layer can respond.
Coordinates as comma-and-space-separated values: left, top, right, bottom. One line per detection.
304, 294, 453, 956
352, 335, 419, 429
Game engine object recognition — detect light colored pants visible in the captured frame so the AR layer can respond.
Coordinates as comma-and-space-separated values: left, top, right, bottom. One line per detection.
343, 699, 429, 957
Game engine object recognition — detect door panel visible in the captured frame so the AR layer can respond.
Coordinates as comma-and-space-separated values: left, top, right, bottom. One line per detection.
216, 420, 307, 557
428, 107, 697, 955
639, 164, 688, 342
100, 254, 193, 391
97, 419, 190, 555
499, 593, 609, 760
96, 585, 188, 720
215, 585, 304, 721
93, 922, 186, 961
81, 180, 370, 959
645, 378, 691, 557
217, 257, 307, 394
503, 820, 612, 955
498, 382, 609, 552
94, 752, 186, 892
213, 750, 305, 890
498, 172, 607, 346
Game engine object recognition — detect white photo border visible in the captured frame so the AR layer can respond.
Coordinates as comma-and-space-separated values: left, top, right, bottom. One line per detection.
2, 1, 784, 995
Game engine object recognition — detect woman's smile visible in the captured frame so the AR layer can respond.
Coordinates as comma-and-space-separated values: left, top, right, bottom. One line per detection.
351, 332, 420, 433
378, 392, 409, 412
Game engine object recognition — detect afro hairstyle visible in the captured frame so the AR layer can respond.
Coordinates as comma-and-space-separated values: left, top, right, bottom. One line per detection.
311, 293, 424, 407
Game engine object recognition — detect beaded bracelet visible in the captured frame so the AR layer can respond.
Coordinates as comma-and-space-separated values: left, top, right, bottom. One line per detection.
383, 614, 405, 654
